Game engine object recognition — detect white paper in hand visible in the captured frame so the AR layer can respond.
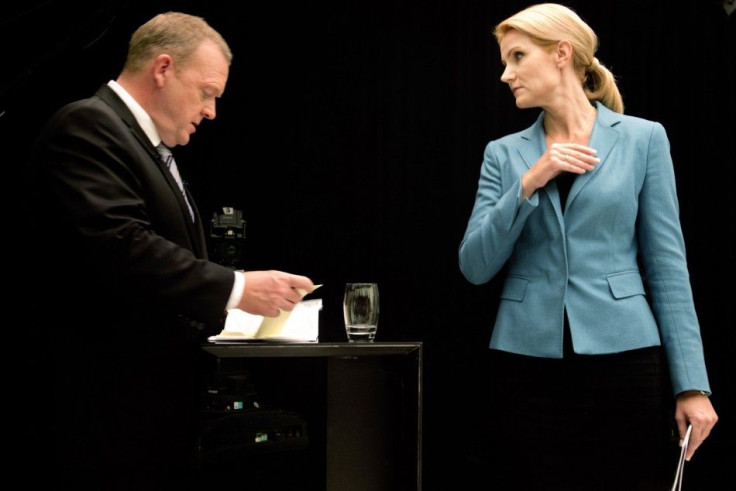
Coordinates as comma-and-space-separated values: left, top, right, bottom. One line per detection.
671, 423, 693, 491
209, 285, 323, 343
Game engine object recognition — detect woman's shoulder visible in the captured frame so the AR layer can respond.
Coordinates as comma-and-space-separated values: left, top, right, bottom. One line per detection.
596, 102, 663, 131
488, 111, 545, 147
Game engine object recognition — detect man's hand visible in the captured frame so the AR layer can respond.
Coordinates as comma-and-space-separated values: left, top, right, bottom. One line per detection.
236, 270, 315, 317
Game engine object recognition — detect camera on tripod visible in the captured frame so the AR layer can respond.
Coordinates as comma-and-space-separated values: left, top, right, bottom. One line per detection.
209, 207, 246, 269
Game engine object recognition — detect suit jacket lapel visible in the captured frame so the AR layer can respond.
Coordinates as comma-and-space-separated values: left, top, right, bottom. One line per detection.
94, 85, 207, 257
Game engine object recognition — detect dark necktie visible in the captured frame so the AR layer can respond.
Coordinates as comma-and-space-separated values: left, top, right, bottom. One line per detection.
157, 143, 195, 222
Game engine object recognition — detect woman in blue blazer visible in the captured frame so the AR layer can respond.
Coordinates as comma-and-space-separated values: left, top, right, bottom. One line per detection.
458, 4, 717, 489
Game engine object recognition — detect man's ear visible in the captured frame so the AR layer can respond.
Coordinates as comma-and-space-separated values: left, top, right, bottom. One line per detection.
555, 40, 573, 68
152, 54, 174, 87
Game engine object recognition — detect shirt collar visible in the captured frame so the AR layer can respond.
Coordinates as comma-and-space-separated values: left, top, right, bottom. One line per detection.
107, 80, 162, 147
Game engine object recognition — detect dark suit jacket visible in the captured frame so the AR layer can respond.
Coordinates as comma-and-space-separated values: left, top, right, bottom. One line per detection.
24, 84, 235, 484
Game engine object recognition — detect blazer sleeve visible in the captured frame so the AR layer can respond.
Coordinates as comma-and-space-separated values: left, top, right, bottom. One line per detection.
459, 140, 539, 285
636, 122, 711, 395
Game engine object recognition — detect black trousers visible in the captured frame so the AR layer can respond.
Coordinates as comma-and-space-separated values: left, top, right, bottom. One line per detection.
479, 330, 677, 490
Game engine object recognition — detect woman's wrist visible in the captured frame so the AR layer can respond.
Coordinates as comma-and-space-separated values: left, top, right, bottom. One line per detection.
679, 390, 709, 397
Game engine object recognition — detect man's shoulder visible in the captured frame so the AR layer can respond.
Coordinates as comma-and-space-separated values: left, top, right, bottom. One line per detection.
45, 85, 128, 131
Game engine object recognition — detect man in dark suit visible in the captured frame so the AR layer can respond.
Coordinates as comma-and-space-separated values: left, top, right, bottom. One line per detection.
24, 12, 314, 488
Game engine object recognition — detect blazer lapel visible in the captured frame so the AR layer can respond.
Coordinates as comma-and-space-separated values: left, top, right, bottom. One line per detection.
566, 102, 620, 209
515, 103, 622, 226
517, 114, 566, 223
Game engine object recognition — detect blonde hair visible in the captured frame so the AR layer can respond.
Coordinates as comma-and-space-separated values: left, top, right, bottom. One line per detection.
123, 12, 233, 74
494, 3, 623, 113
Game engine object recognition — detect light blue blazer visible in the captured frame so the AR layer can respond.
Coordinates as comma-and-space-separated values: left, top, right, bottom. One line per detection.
459, 101, 710, 396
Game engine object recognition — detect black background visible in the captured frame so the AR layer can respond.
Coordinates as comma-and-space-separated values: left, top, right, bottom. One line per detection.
3, 0, 734, 488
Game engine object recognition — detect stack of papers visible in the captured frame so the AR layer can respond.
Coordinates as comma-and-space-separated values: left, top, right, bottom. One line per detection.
208, 286, 323, 343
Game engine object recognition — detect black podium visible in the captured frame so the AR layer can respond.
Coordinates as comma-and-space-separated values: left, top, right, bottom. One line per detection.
198, 342, 423, 491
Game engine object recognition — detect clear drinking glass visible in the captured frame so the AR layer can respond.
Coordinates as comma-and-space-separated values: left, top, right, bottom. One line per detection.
343, 283, 379, 342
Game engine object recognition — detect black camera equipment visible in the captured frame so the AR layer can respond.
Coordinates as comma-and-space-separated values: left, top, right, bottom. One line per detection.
209, 207, 246, 269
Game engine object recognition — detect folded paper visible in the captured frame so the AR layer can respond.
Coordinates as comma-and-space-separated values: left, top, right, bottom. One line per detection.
208, 285, 323, 343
